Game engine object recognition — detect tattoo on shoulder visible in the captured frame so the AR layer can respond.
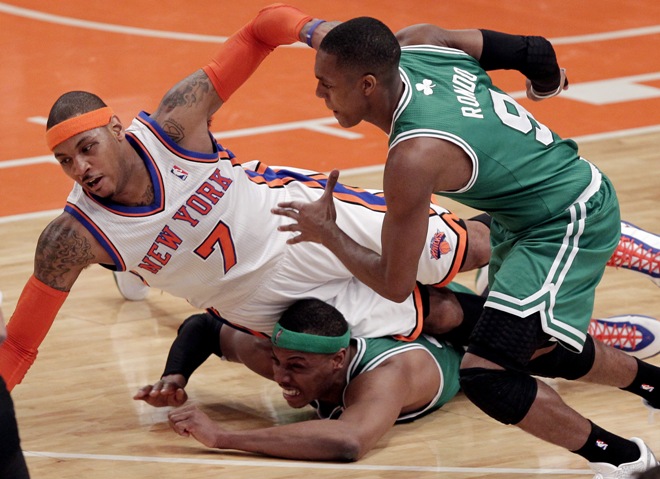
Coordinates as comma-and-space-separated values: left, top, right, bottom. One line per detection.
160, 70, 213, 144
161, 119, 185, 144
165, 70, 213, 109
35, 223, 96, 290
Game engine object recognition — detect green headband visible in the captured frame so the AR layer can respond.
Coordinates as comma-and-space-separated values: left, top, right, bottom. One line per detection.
271, 323, 350, 354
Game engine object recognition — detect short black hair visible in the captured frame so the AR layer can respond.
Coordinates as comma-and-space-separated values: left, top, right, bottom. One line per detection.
319, 17, 400, 78
278, 299, 348, 337
47, 91, 107, 129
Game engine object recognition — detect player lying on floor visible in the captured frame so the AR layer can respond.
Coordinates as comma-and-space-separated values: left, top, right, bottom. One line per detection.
138, 293, 466, 461
135, 287, 660, 462
0, 4, 496, 392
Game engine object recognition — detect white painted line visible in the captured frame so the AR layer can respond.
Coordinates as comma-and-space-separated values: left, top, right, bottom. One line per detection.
0, 2, 306, 46
1, 2, 658, 47
4, 122, 658, 172
0, 209, 61, 224
550, 25, 660, 45
27, 116, 47, 125
570, 124, 660, 143
22, 450, 592, 475
0, 155, 57, 169
1, 123, 657, 224
559, 72, 660, 105
1, 117, 361, 170
213, 117, 362, 140
304, 123, 363, 140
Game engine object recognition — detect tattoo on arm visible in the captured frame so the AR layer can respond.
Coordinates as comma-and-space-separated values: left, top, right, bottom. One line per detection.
35, 223, 96, 291
161, 118, 185, 144
160, 70, 214, 144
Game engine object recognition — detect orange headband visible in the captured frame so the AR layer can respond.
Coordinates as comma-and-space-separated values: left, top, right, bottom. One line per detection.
46, 106, 114, 151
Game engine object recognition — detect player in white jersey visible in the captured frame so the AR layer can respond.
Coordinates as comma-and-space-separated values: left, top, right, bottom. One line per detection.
67, 111, 480, 337
0, 5, 490, 391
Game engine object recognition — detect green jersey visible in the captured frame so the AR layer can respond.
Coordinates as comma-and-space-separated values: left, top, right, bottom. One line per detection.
389, 45, 620, 351
390, 45, 594, 233
312, 335, 462, 423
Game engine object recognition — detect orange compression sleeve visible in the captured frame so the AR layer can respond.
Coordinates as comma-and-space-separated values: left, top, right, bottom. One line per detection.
203, 4, 313, 101
0, 275, 68, 391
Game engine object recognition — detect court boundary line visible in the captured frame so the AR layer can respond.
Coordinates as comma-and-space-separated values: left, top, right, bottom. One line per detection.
0, 2, 658, 46
0, 2, 305, 46
23, 450, 592, 475
2, 120, 659, 171
1, 123, 658, 225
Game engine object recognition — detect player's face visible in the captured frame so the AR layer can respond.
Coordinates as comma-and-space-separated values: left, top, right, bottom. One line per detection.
314, 50, 368, 129
53, 125, 123, 198
271, 346, 342, 409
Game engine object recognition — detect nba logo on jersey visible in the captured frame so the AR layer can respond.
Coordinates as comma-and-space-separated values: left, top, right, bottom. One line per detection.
171, 165, 189, 181
429, 230, 451, 260
596, 440, 609, 450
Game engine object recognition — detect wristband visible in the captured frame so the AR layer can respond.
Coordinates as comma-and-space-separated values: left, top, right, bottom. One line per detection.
306, 20, 325, 47
529, 80, 563, 99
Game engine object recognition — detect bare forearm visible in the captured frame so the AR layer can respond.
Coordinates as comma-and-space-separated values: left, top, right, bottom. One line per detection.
215, 420, 363, 462
322, 226, 413, 302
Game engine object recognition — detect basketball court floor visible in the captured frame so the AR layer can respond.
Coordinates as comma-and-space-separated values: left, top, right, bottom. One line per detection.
0, 1, 659, 477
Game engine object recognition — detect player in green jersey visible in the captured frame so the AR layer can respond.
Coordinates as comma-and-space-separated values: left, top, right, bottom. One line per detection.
268, 12, 658, 477
137, 285, 660, 465
137, 297, 464, 461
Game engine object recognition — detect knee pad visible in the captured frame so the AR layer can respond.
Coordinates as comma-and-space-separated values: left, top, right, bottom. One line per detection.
467, 308, 550, 369
525, 335, 595, 380
459, 367, 538, 425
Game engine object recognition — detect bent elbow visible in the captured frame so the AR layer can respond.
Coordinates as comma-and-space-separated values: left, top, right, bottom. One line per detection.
383, 284, 416, 304
329, 438, 364, 462
378, 269, 417, 303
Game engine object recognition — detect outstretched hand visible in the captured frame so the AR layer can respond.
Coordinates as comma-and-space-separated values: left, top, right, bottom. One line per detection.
526, 68, 569, 101
272, 169, 340, 245
168, 404, 223, 449
133, 375, 188, 408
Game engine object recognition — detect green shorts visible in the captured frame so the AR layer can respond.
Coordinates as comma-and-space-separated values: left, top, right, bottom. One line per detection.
485, 174, 620, 352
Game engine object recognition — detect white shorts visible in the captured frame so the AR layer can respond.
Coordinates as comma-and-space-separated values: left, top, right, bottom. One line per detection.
216, 199, 467, 339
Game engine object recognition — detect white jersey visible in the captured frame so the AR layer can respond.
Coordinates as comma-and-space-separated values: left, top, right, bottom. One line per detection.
65, 112, 468, 338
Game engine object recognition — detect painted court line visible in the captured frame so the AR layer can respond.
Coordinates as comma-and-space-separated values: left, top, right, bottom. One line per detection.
0, 2, 305, 46
0, 120, 657, 225
550, 25, 660, 45
212, 117, 363, 140
0, 2, 657, 47
22, 450, 592, 475
2, 122, 658, 172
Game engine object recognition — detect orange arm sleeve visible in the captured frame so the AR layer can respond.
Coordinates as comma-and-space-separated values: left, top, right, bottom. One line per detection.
0, 275, 68, 391
203, 4, 313, 101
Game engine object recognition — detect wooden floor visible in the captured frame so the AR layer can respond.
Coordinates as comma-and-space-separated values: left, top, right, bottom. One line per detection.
1, 1, 659, 477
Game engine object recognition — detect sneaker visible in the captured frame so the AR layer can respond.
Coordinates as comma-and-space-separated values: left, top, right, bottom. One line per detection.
589, 315, 660, 359
590, 438, 658, 478
607, 221, 660, 287
113, 271, 150, 301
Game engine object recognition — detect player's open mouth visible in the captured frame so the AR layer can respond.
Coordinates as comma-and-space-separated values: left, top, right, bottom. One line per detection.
86, 177, 101, 189
282, 387, 300, 399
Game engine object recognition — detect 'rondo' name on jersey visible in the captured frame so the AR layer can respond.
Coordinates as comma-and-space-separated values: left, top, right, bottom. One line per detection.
452, 67, 483, 119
